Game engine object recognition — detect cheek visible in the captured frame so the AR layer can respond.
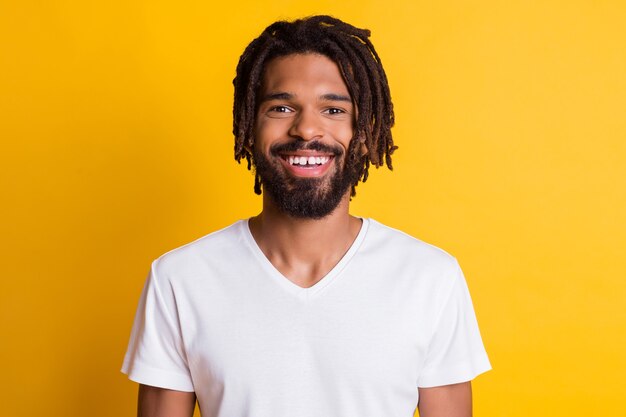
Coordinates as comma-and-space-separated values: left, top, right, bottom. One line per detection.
255, 119, 289, 150
337, 124, 355, 148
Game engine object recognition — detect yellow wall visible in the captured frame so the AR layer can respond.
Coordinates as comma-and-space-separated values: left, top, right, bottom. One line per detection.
1, 1, 624, 416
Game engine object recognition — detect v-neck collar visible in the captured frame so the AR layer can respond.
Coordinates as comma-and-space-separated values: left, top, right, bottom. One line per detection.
240, 218, 370, 300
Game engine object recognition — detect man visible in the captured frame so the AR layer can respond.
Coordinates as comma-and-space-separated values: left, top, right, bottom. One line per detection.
122, 15, 490, 417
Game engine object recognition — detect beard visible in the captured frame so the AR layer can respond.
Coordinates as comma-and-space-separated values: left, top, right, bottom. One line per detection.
252, 140, 362, 219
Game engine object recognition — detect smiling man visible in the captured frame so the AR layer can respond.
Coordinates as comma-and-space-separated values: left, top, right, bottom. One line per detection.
122, 15, 490, 417
252, 54, 357, 220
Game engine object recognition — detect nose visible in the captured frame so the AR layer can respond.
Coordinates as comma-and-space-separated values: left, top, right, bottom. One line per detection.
288, 108, 323, 141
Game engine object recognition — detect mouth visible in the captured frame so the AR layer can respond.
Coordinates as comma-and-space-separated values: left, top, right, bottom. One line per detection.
278, 152, 335, 177
282, 154, 333, 167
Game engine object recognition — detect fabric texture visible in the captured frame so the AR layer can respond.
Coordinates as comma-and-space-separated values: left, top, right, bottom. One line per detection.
122, 219, 491, 416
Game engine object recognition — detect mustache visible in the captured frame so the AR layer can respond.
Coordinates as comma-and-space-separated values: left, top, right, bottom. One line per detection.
270, 141, 343, 156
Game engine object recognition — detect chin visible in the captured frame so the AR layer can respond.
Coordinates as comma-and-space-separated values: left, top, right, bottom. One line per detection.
265, 176, 349, 219
254, 144, 359, 219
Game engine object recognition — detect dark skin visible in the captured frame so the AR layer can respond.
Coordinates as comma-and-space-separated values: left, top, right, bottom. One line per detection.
138, 385, 196, 417
137, 53, 473, 417
418, 382, 472, 417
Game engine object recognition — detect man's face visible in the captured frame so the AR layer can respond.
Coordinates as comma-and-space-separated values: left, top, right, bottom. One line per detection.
253, 53, 359, 219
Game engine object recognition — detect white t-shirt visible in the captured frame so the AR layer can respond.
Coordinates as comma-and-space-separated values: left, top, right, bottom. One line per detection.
122, 219, 490, 416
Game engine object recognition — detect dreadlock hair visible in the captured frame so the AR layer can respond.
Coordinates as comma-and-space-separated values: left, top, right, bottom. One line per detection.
233, 15, 397, 196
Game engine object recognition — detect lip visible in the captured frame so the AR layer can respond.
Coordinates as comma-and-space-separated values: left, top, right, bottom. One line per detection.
278, 154, 335, 178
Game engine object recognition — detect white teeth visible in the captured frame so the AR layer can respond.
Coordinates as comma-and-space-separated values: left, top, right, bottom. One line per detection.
286, 155, 331, 166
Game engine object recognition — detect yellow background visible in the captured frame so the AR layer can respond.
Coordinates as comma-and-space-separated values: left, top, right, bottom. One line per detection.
1, 1, 624, 416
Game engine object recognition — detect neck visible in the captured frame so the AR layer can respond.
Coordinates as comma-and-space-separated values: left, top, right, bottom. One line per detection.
248, 193, 362, 288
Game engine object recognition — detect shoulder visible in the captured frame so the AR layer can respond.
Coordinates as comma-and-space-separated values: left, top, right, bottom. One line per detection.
356, 219, 468, 319
363, 218, 460, 274
151, 220, 247, 280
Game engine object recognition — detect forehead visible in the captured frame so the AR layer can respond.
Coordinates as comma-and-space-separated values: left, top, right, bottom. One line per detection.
260, 53, 350, 96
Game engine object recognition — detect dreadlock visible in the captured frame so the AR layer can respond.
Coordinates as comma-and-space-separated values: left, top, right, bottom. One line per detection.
233, 15, 397, 195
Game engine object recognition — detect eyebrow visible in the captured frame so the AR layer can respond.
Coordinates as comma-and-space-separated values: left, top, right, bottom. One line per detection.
320, 93, 352, 102
259, 92, 352, 103
260, 92, 294, 102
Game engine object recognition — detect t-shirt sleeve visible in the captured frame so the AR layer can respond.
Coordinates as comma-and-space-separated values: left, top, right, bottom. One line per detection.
121, 261, 195, 392
417, 260, 491, 387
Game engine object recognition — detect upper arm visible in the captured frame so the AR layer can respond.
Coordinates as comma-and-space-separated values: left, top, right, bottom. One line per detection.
418, 381, 472, 417
138, 384, 196, 417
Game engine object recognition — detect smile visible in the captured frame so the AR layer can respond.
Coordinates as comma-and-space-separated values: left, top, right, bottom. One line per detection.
277, 153, 335, 178
285, 155, 332, 167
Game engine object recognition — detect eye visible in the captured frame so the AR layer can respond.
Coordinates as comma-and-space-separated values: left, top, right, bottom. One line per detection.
325, 107, 345, 115
269, 105, 293, 113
